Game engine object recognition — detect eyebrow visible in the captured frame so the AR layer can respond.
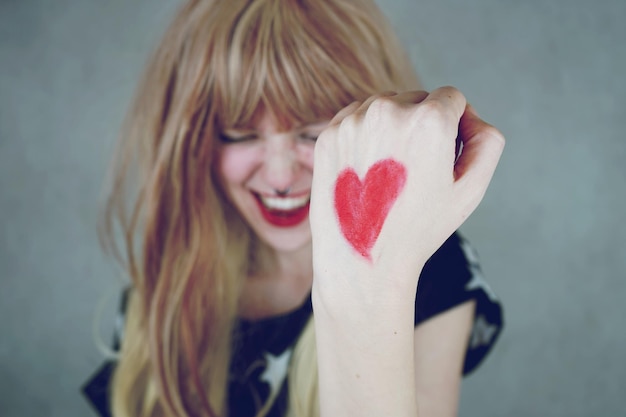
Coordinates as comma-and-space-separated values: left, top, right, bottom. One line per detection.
221, 127, 257, 134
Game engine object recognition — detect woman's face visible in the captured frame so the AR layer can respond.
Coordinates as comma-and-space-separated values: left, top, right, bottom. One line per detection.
215, 111, 329, 253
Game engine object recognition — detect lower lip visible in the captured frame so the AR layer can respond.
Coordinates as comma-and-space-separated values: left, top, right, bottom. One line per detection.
254, 194, 310, 227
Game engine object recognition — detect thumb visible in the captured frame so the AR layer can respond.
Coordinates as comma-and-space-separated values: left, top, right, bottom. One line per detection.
454, 105, 505, 203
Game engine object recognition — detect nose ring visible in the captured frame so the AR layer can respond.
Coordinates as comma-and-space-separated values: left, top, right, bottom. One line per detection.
274, 187, 291, 197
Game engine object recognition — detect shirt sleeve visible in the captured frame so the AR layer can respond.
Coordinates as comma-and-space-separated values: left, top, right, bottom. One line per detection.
414, 232, 504, 375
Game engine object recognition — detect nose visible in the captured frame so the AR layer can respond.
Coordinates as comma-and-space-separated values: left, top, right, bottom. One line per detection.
263, 137, 299, 192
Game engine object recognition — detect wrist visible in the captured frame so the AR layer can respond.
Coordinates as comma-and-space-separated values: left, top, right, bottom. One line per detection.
311, 273, 417, 330
312, 281, 419, 417
311, 261, 424, 315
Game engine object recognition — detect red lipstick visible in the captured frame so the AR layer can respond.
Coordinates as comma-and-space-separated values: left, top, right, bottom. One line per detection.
254, 194, 310, 227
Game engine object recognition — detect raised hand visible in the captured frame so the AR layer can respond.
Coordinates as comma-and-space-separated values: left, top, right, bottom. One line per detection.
309, 87, 504, 306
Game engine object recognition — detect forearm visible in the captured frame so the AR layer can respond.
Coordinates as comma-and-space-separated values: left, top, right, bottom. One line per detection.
312, 280, 419, 417
307, 88, 504, 416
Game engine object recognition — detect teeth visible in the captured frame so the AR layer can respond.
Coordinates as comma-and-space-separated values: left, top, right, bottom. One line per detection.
260, 194, 310, 211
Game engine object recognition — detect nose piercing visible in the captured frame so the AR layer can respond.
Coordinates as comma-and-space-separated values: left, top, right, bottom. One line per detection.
274, 187, 291, 197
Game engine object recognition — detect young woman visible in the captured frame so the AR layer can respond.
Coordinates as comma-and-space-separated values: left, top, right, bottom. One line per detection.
83, 0, 505, 416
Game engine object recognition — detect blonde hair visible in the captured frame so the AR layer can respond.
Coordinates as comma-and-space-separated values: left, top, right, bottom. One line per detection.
100, 0, 419, 416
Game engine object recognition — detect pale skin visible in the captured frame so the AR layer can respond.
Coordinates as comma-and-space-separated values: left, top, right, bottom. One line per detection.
216, 86, 504, 416
310, 87, 504, 416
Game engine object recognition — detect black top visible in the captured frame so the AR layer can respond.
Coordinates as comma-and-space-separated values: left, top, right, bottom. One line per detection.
82, 232, 503, 417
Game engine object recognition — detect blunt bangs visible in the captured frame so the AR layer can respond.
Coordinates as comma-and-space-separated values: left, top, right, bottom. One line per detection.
209, 0, 405, 130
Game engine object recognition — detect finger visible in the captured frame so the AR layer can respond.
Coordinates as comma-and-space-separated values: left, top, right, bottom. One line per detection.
392, 90, 429, 106
454, 104, 505, 198
353, 91, 397, 117
328, 101, 362, 126
420, 86, 467, 125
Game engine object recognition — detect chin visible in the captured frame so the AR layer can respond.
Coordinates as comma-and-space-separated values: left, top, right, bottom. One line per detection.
255, 221, 313, 254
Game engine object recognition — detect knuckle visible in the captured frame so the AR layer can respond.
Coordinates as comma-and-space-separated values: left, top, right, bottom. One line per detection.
437, 85, 465, 104
415, 99, 446, 121
440, 85, 462, 97
340, 110, 360, 128
435, 85, 466, 113
330, 101, 361, 124
365, 96, 398, 121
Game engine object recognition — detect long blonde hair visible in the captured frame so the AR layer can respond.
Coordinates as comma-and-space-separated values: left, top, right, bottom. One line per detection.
100, 0, 419, 416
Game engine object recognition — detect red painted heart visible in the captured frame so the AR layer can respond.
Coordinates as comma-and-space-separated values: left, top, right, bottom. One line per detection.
334, 158, 407, 260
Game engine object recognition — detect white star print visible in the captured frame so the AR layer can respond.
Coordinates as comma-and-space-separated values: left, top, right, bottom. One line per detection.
469, 315, 498, 349
458, 237, 481, 264
459, 238, 498, 302
259, 349, 293, 400
465, 271, 498, 302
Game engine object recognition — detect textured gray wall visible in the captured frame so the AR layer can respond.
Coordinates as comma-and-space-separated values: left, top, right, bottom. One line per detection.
1, 0, 624, 416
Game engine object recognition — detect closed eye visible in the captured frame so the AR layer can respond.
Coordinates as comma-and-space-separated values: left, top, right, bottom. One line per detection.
298, 120, 329, 142
298, 133, 319, 141
218, 133, 258, 144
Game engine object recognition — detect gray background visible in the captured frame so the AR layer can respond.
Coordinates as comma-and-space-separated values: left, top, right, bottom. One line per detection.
1, 0, 624, 416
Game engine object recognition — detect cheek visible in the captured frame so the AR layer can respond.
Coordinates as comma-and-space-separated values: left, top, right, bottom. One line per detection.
299, 143, 316, 172
217, 147, 258, 185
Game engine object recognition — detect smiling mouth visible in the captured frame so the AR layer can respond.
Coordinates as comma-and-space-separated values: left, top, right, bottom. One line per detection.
253, 192, 311, 227
258, 193, 310, 210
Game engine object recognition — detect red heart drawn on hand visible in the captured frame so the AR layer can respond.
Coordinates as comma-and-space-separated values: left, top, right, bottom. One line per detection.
334, 158, 407, 261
